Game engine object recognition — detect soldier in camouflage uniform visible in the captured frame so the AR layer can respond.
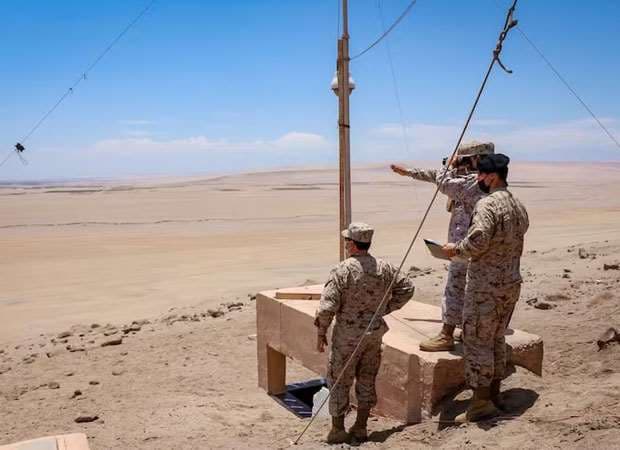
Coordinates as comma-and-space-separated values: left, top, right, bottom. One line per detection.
391, 141, 494, 351
443, 153, 529, 422
315, 222, 415, 444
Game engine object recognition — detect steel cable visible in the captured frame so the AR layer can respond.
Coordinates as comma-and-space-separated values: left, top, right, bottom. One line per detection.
0, 0, 157, 168
350, 0, 418, 61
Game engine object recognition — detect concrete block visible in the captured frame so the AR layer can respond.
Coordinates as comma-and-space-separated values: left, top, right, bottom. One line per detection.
0, 434, 89, 450
280, 300, 328, 376
256, 291, 282, 392
256, 286, 544, 423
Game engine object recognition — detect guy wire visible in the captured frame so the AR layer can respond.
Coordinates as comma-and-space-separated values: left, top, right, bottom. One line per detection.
0, 0, 157, 169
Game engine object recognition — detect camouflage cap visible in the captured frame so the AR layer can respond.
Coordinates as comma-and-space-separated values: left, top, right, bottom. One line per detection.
341, 222, 374, 243
457, 141, 495, 157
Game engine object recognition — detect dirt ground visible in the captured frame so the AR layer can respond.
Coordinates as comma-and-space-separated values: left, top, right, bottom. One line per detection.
1, 162, 619, 449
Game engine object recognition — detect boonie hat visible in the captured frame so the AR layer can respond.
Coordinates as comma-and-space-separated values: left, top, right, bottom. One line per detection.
457, 141, 495, 157
341, 222, 374, 243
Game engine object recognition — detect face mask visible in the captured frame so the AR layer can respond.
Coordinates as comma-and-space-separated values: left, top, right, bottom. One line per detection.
478, 178, 490, 193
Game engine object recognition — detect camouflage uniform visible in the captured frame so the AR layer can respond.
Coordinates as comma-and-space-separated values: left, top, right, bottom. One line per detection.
315, 254, 415, 417
407, 166, 484, 326
455, 187, 529, 388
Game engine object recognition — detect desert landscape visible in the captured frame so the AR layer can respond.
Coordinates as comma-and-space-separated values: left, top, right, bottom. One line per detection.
1, 161, 619, 449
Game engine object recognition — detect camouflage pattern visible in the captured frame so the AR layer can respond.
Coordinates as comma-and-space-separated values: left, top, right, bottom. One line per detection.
341, 222, 374, 243
315, 254, 415, 416
457, 141, 495, 157
456, 187, 529, 388
326, 334, 383, 416
407, 166, 485, 326
442, 260, 468, 326
462, 284, 521, 388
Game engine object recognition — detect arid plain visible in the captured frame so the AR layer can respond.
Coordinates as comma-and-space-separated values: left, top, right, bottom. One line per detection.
1, 161, 619, 449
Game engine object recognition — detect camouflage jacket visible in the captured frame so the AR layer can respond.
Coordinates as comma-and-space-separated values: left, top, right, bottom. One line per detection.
314, 254, 415, 342
455, 187, 529, 290
408, 167, 485, 242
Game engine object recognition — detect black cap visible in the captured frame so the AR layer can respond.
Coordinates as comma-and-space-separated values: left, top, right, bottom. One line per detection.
478, 153, 510, 174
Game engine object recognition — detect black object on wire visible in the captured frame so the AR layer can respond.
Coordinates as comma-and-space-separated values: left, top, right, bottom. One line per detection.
350, 0, 418, 61
292, 0, 519, 445
492, 0, 620, 151
0, 0, 157, 169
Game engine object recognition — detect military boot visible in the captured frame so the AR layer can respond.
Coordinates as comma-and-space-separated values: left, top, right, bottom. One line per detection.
419, 332, 455, 352
455, 386, 501, 423
348, 408, 370, 445
453, 328, 463, 342
490, 379, 509, 411
326, 415, 348, 444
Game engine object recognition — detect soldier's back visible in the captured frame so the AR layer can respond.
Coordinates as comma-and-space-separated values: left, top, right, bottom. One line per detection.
469, 188, 529, 288
334, 255, 394, 336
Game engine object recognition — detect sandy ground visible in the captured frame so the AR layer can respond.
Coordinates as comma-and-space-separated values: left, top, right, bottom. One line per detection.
1, 161, 619, 449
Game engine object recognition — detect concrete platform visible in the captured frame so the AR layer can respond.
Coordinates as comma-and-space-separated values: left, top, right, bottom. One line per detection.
0, 434, 89, 450
257, 285, 543, 423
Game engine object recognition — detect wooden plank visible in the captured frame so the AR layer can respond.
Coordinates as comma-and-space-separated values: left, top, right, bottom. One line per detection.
274, 285, 323, 301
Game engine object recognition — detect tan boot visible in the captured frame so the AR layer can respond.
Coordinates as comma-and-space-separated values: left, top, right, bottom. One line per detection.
348, 408, 370, 444
419, 333, 455, 352
455, 387, 501, 423
326, 415, 348, 444
490, 379, 508, 411
454, 328, 463, 342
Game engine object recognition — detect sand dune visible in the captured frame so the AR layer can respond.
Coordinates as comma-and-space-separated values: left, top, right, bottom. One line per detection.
1, 161, 619, 448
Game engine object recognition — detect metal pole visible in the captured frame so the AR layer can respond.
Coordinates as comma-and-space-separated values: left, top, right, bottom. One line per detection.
337, 0, 352, 261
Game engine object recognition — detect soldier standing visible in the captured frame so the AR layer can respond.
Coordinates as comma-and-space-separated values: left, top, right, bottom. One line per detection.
443, 153, 529, 422
315, 222, 415, 444
391, 141, 494, 351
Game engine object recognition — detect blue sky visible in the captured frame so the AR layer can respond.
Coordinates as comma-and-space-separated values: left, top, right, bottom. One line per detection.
1, 0, 619, 180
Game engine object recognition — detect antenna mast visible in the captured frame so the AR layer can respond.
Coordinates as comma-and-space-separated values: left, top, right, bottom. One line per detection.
334, 0, 354, 260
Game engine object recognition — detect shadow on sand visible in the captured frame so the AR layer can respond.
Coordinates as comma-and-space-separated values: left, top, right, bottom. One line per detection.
435, 387, 539, 431
366, 424, 409, 444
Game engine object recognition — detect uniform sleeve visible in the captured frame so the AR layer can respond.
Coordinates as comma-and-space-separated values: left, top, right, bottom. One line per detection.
314, 266, 345, 336
407, 168, 439, 184
384, 267, 415, 315
436, 168, 476, 201
456, 199, 495, 258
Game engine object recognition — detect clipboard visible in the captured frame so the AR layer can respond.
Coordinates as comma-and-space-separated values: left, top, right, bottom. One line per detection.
423, 239, 451, 260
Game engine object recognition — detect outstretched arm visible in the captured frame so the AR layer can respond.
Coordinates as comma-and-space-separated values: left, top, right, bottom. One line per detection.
392, 163, 439, 184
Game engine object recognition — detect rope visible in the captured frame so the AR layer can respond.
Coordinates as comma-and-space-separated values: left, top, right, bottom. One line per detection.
0, 0, 157, 169
350, 0, 418, 61
515, 28, 620, 150
491, 0, 620, 150
293, 1, 519, 445
377, 1, 412, 159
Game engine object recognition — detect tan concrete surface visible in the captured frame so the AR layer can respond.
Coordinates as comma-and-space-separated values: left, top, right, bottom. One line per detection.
257, 286, 543, 423
0, 433, 89, 450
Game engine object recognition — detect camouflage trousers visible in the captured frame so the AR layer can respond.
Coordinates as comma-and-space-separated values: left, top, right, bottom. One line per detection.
462, 284, 521, 388
442, 260, 468, 327
327, 335, 382, 417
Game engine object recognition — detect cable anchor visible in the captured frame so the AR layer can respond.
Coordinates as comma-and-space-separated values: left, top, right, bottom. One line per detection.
493, 0, 518, 74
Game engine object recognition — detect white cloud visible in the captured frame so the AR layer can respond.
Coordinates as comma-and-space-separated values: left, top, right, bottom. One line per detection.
119, 119, 154, 126
273, 132, 330, 149
92, 131, 331, 155
365, 118, 620, 161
